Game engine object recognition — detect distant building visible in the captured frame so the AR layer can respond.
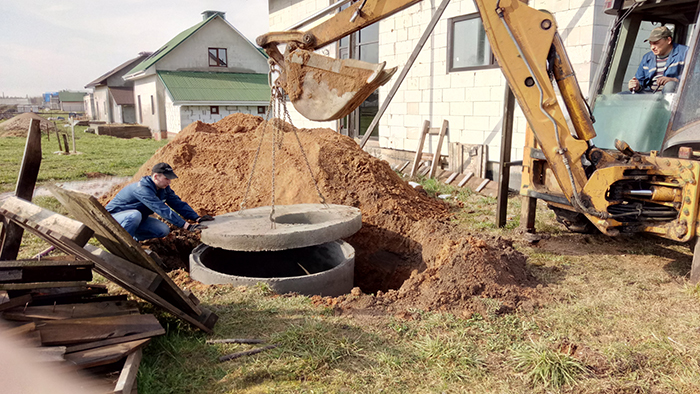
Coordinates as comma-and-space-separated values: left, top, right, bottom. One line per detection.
84, 53, 151, 123
122, 10, 270, 137
57, 91, 86, 112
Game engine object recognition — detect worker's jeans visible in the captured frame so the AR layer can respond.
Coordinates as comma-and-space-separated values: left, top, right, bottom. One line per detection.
112, 210, 170, 241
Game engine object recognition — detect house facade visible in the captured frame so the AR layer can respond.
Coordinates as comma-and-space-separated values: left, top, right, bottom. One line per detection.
123, 11, 270, 136
85, 53, 150, 123
267, 0, 617, 182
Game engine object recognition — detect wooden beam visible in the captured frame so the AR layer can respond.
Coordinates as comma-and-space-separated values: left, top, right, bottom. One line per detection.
113, 348, 143, 394
410, 120, 430, 177
65, 329, 165, 354
0, 119, 42, 260
429, 120, 449, 179
0, 197, 93, 247
38, 314, 162, 346
63, 338, 150, 369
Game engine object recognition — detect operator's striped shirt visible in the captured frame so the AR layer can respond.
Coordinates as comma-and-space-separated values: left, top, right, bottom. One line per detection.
651, 54, 669, 91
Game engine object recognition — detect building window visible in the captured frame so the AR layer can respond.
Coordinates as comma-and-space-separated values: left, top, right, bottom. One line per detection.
447, 14, 497, 72
210, 106, 219, 115
150, 95, 154, 115
257, 106, 265, 114
208, 48, 227, 67
137, 95, 142, 123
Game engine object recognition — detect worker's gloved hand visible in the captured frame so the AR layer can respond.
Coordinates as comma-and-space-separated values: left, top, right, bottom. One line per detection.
197, 215, 214, 223
184, 222, 207, 232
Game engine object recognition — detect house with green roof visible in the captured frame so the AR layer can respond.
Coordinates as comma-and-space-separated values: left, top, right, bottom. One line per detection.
123, 10, 270, 136
57, 91, 86, 112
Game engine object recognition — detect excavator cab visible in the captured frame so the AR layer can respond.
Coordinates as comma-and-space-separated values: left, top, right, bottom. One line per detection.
588, 0, 698, 153
522, 0, 700, 232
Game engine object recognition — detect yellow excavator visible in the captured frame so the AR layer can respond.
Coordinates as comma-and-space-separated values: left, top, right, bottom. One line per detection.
257, 0, 700, 281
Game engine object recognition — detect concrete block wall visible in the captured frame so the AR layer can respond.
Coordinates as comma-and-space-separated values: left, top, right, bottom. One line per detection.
268, 0, 611, 180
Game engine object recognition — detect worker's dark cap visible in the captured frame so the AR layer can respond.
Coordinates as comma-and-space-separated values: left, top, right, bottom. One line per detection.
152, 162, 178, 179
646, 26, 672, 42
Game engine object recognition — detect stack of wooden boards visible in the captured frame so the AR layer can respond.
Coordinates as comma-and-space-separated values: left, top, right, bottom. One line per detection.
0, 257, 165, 393
0, 192, 218, 392
0, 119, 216, 391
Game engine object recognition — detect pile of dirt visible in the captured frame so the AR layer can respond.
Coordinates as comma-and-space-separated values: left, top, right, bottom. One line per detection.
104, 113, 538, 314
0, 112, 57, 137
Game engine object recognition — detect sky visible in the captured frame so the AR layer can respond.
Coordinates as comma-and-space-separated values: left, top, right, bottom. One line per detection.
0, 1, 269, 98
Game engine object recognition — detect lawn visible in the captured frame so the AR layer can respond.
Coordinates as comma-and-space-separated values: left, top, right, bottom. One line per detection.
2, 130, 700, 393
0, 124, 167, 193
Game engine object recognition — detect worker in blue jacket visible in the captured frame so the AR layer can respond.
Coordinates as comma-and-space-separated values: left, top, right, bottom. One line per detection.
628, 26, 688, 93
106, 162, 214, 241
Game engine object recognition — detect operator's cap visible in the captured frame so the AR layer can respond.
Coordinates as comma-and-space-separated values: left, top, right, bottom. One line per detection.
152, 162, 178, 179
645, 26, 672, 42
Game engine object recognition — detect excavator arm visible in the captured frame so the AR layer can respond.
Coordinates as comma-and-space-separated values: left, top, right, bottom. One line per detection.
258, 0, 700, 242
257, 0, 600, 211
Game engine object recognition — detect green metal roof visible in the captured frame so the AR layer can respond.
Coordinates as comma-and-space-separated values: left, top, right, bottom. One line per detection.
158, 71, 270, 103
126, 16, 214, 77
58, 91, 86, 102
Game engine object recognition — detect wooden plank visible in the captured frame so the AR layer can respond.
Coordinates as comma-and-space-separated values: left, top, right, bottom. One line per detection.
429, 120, 449, 179
0, 259, 91, 268
0, 281, 87, 291
445, 172, 458, 184
0, 269, 22, 281
0, 119, 42, 261
85, 245, 163, 293
3, 300, 139, 321
64, 338, 150, 369
475, 179, 490, 193
409, 120, 430, 177
0, 196, 93, 247
113, 348, 143, 394
38, 314, 163, 346
0, 262, 93, 283
5, 322, 36, 336
36, 346, 67, 362
0, 209, 215, 333
397, 161, 410, 173
65, 329, 165, 354
0, 293, 32, 312
47, 186, 202, 315
457, 172, 474, 187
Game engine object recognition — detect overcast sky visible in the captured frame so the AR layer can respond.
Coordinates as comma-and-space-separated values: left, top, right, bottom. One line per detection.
0, 1, 269, 97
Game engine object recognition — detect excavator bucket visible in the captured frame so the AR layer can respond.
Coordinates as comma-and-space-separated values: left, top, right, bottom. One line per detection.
280, 49, 397, 122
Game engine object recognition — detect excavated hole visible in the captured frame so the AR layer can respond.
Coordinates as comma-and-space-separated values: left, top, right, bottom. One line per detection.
196, 244, 339, 278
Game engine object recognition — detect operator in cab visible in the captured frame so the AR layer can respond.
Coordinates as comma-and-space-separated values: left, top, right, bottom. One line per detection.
105, 162, 214, 241
628, 26, 688, 94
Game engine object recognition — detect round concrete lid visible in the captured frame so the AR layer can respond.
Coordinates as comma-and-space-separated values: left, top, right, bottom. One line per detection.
200, 204, 362, 251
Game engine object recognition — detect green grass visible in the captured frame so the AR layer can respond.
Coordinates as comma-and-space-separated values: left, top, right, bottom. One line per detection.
4, 133, 700, 392
0, 127, 167, 193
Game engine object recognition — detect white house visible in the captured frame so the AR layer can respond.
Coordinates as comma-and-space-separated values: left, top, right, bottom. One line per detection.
123, 11, 271, 137
266, 0, 616, 183
85, 53, 150, 123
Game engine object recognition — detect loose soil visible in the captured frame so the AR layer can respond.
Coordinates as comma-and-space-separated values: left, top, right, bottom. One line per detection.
103, 113, 539, 315
0, 113, 57, 137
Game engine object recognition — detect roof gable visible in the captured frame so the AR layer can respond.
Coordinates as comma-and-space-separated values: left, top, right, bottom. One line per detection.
85, 54, 149, 88
125, 15, 267, 78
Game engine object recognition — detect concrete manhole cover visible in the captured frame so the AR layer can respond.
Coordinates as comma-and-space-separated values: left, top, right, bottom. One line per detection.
200, 204, 362, 251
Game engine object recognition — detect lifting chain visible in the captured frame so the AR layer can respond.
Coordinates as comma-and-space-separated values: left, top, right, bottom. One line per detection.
239, 59, 327, 228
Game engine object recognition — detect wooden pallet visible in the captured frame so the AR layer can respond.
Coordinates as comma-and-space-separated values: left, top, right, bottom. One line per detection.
0, 195, 217, 333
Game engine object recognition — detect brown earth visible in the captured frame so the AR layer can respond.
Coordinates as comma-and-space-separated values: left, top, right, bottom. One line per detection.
0, 113, 57, 137
104, 113, 539, 314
